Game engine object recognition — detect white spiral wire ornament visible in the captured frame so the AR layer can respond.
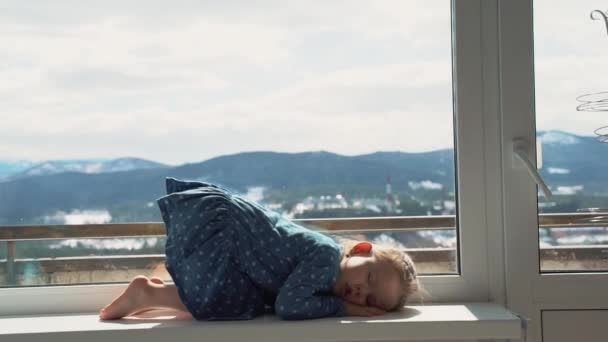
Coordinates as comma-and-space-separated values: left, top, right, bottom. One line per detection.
590, 9, 608, 37
574, 10, 608, 142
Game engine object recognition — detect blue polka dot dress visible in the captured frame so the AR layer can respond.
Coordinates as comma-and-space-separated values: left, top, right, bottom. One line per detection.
157, 178, 347, 320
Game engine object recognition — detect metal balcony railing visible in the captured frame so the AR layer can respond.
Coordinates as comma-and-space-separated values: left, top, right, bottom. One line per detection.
1, 213, 607, 285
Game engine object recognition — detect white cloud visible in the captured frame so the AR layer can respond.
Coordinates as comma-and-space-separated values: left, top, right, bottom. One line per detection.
540, 131, 581, 145
547, 167, 571, 174
409, 180, 443, 191
534, 0, 608, 136
4, 0, 604, 165
0, 1, 455, 164
553, 185, 584, 195
44, 209, 111, 225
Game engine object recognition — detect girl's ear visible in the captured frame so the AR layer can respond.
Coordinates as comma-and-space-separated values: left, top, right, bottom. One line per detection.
350, 241, 373, 256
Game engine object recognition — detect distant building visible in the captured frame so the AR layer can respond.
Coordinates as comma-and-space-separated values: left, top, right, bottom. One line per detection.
384, 175, 400, 213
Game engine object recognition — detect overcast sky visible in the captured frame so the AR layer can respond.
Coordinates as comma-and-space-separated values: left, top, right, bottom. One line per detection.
1, 0, 606, 165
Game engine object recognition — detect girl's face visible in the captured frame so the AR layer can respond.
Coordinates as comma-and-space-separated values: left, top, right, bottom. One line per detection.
333, 245, 401, 310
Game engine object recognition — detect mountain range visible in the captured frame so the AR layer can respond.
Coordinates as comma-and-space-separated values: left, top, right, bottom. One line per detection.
0, 157, 168, 181
0, 130, 606, 224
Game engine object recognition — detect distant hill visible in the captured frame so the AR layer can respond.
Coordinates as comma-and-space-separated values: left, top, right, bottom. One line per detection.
537, 130, 608, 195
169, 149, 454, 190
0, 150, 454, 223
4, 157, 169, 181
0, 130, 606, 224
0, 160, 36, 180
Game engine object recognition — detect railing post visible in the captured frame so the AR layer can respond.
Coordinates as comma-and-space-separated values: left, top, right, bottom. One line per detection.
7, 241, 16, 286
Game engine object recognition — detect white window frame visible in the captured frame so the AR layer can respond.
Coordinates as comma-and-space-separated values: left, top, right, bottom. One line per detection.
0, 0, 505, 316
499, 0, 608, 341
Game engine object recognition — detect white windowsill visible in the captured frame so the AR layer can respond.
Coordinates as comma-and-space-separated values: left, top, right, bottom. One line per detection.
0, 303, 522, 342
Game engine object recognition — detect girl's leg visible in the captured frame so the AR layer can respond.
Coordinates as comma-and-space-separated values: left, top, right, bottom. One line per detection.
99, 275, 190, 320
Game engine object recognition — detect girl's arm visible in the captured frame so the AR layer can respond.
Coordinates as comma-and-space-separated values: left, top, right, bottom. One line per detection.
275, 264, 386, 320
344, 301, 386, 317
274, 246, 344, 320
274, 246, 385, 320
274, 260, 346, 320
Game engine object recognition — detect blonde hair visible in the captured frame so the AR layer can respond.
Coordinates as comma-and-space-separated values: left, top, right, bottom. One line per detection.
339, 238, 420, 311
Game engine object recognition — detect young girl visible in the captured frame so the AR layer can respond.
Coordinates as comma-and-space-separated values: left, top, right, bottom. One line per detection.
99, 178, 419, 320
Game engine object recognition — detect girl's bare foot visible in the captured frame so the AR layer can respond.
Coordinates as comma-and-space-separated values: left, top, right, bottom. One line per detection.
131, 277, 166, 316
99, 276, 154, 320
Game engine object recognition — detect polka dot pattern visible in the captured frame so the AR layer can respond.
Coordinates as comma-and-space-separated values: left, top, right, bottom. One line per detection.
159, 178, 346, 321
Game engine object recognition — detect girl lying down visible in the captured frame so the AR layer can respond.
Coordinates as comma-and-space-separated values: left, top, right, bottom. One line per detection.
100, 178, 419, 321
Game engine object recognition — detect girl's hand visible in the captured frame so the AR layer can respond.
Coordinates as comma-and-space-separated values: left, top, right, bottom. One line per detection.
344, 301, 386, 317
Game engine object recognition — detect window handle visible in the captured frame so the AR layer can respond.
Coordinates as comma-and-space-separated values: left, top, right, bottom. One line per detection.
512, 138, 553, 199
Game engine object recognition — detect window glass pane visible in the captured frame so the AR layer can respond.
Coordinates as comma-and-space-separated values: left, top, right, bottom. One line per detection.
534, 0, 608, 272
0, 0, 456, 286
